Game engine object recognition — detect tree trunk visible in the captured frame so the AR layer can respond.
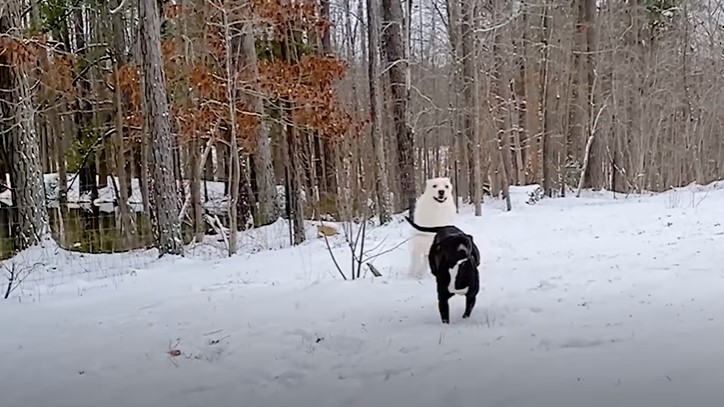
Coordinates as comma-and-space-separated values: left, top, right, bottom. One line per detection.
381, 0, 416, 218
367, 0, 392, 224
445, 0, 467, 206
581, 0, 603, 189
139, 0, 184, 256
542, 0, 562, 197
73, 6, 99, 203
112, 70, 136, 246
280, 31, 305, 245
250, 122, 278, 226
221, 7, 240, 256
0, 1, 49, 250
460, 0, 481, 215
493, 2, 513, 210
110, 0, 135, 247
237, 155, 253, 230
227, 134, 240, 255
188, 137, 204, 242
523, 4, 543, 185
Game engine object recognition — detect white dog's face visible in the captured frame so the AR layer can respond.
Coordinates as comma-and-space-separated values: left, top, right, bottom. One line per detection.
424, 177, 452, 203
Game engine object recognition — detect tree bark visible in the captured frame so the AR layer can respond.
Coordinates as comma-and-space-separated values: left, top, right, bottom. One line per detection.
73, 6, 99, 204
523, 3, 543, 185
460, 0, 481, 215
493, 1, 513, 210
139, 0, 184, 256
367, 0, 392, 224
280, 30, 305, 245
221, 7, 241, 256
581, 0, 602, 189
0, 1, 49, 250
382, 0, 416, 218
110, 0, 135, 247
235, 25, 278, 226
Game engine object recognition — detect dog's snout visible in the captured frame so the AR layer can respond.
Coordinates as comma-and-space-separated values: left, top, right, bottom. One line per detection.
437, 189, 445, 197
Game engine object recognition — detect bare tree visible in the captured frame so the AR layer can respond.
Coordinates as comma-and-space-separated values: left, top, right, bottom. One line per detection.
367, 0, 393, 224
218, 1, 242, 255
139, 0, 184, 256
382, 0, 416, 218
460, 0, 482, 215
110, 0, 137, 246
240, 26, 279, 227
0, 0, 49, 250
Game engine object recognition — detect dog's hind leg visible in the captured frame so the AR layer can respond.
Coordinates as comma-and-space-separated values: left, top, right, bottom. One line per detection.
462, 272, 480, 319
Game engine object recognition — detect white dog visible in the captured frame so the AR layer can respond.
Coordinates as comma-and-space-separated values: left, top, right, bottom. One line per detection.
408, 177, 457, 278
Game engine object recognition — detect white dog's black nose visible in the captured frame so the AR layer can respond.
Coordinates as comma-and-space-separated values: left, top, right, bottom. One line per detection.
437, 190, 445, 197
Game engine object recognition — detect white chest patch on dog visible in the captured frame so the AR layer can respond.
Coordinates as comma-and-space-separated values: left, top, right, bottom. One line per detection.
448, 258, 468, 295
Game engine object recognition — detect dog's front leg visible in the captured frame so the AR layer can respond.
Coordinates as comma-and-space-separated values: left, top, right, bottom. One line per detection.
462, 294, 476, 319
436, 282, 454, 324
408, 238, 425, 277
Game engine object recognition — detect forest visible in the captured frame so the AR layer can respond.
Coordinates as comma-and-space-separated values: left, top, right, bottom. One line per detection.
1, 0, 722, 259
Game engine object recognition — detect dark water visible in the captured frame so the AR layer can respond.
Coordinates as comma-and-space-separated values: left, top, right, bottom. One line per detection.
0, 203, 208, 260
47, 205, 156, 254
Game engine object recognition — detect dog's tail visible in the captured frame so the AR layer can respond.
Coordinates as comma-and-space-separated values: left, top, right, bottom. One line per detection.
404, 216, 446, 233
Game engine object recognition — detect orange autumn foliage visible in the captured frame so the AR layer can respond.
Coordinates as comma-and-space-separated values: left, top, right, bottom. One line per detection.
0, 36, 37, 68
258, 55, 354, 137
47, 55, 75, 97
1, 33, 77, 104
115, 0, 360, 150
252, 0, 332, 36
116, 64, 142, 129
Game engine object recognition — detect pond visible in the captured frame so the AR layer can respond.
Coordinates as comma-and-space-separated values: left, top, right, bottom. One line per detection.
0, 202, 215, 260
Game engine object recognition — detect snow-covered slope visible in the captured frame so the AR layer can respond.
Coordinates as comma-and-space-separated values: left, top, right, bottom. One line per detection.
2, 183, 724, 407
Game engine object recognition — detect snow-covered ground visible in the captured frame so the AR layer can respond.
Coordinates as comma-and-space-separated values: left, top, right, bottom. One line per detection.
2, 183, 724, 407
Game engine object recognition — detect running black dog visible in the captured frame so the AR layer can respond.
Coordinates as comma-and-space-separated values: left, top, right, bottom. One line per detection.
405, 216, 481, 324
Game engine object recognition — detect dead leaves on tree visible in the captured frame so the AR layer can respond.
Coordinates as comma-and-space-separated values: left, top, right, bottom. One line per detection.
113, 0, 361, 148
259, 55, 354, 138
0, 34, 40, 68
3, 0, 362, 149
251, 0, 332, 38
0, 33, 78, 106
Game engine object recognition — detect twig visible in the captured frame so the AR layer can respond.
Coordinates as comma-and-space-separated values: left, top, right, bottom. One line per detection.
356, 217, 367, 279
361, 237, 410, 263
320, 222, 347, 280
3, 261, 44, 299
4, 267, 14, 299
366, 263, 382, 277
110, 0, 130, 14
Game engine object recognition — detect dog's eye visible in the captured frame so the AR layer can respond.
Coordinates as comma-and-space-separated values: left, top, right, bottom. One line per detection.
433, 185, 437, 188
445, 185, 450, 189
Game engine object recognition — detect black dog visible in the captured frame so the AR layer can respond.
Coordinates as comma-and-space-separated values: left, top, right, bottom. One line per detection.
405, 216, 481, 324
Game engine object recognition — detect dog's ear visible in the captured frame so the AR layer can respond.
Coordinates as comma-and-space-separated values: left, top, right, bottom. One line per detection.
456, 243, 468, 253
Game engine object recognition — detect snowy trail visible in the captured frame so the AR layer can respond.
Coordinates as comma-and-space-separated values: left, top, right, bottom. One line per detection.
1, 186, 724, 407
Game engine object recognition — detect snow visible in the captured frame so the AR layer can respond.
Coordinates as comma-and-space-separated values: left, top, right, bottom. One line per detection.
36, 173, 227, 213
2, 182, 724, 407
1, 173, 294, 215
